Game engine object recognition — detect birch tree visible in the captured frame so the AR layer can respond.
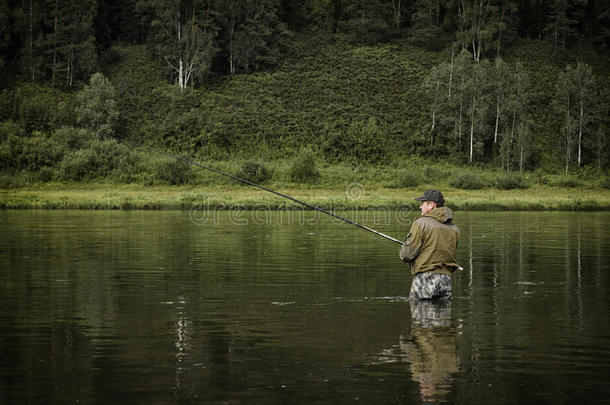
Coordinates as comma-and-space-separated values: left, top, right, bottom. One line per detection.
390, 0, 402, 29
511, 62, 530, 171
150, 0, 217, 90
500, 61, 530, 171
455, 0, 499, 62
555, 66, 575, 173
452, 49, 472, 151
491, 57, 510, 144
424, 63, 446, 138
466, 59, 491, 162
571, 63, 595, 168
555, 63, 595, 172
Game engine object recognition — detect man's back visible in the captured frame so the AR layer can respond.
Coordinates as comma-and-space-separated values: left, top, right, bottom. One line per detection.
400, 206, 460, 275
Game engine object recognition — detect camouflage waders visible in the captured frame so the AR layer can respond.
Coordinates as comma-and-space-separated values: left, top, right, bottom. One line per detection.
409, 272, 452, 301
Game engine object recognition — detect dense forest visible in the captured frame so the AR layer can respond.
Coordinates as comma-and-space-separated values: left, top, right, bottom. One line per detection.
1, 0, 609, 187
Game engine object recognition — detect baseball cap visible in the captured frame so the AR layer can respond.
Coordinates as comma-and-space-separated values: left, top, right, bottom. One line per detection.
414, 189, 445, 206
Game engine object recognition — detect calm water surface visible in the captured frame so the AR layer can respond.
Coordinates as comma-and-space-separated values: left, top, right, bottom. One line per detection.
1, 210, 609, 404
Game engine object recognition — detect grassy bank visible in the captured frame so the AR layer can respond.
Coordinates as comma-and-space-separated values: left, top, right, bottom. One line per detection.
2, 182, 609, 210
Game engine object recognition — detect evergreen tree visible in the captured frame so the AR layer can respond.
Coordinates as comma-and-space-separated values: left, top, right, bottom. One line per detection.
544, 0, 585, 51
592, 0, 610, 49
340, 0, 396, 43
14, 0, 48, 82
38, 0, 97, 87
0, 0, 9, 72
495, 0, 518, 56
215, 0, 290, 75
410, 0, 444, 49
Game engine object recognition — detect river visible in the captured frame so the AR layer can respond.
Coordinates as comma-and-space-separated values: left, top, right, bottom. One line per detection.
1, 210, 609, 404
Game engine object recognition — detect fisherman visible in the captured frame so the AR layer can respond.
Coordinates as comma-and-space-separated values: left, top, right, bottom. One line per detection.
400, 189, 460, 301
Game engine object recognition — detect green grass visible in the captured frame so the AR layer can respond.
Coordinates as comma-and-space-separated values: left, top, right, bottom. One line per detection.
2, 181, 609, 210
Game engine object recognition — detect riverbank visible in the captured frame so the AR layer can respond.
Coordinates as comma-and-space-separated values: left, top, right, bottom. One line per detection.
1, 183, 609, 210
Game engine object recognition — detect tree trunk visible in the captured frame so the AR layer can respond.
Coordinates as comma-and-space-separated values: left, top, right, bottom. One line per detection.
229, 10, 236, 75
494, 101, 500, 143
431, 78, 440, 132
508, 110, 515, 171
392, 0, 401, 29
52, 0, 58, 87
578, 97, 583, 167
565, 94, 571, 174
28, 0, 34, 81
520, 125, 527, 173
469, 95, 476, 163
497, 4, 505, 57
448, 47, 454, 101
458, 96, 463, 142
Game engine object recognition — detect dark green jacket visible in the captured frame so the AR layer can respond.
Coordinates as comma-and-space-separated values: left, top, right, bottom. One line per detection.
399, 206, 460, 275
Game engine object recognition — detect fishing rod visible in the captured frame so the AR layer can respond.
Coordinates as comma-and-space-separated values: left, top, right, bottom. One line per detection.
102, 133, 404, 245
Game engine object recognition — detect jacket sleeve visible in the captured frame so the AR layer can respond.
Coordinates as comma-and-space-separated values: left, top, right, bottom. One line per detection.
399, 221, 423, 263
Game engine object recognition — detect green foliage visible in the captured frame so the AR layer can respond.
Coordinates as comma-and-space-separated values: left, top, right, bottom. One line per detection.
58, 138, 132, 181
236, 160, 272, 184
53, 126, 92, 150
550, 175, 583, 188
59, 149, 100, 181
76, 73, 119, 137
601, 177, 610, 189
0, 173, 25, 188
422, 165, 448, 180
450, 171, 487, 189
397, 171, 422, 188
151, 157, 192, 185
288, 149, 319, 183
1, 84, 75, 132
494, 173, 529, 190
0, 122, 64, 173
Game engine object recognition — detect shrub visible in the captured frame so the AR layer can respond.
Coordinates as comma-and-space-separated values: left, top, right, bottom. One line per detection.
59, 149, 99, 181
52, 126, 91, 150
494, 173, 529, 190
89, 139, 130, 177
397, 171, 422, 188
19, 132, 64, 172
288, 149, 319, 183
450, 171, 486, 189
37, 166, 55, 182
423, 165, 445, 179
0, 173, 24, 188
601, 177, 610, 190
236, 160, 272, 184
152, 157, 192, 185
551, 175, 583, 188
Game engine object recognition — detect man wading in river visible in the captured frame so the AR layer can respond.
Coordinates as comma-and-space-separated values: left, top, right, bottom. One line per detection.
400, 190, 461, 300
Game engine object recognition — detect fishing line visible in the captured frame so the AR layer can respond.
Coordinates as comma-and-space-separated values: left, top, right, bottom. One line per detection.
101, 133, 404, 245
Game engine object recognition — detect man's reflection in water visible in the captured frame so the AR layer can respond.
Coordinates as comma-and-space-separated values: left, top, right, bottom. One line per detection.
400, 299, 458, 403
